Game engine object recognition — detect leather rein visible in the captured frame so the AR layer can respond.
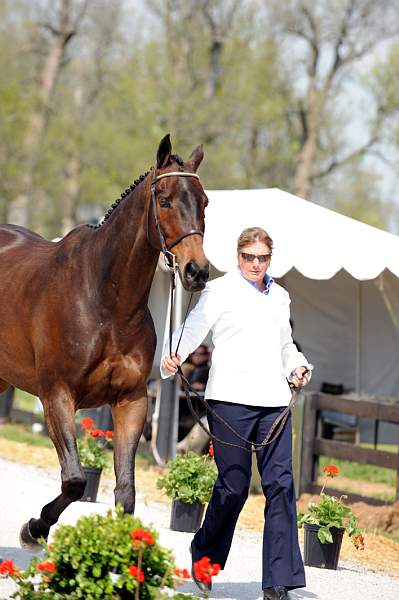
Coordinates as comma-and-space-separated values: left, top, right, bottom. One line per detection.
151, 170, 305, 453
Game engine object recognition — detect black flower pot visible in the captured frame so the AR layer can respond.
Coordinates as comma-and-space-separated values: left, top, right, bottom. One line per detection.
304, 524, 345, 570
81, 466, 102, 502
170, 499, 205, 533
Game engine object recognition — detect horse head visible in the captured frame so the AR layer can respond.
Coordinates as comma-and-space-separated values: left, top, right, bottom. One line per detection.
148, 134, 210, 292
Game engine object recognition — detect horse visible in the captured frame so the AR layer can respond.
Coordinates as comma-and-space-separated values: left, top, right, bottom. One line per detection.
0, 134, 209, 550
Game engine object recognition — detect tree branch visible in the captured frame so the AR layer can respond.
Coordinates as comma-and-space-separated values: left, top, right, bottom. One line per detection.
300, 3, 320, 76
330, 0, 352, 76
312, 135, 379, 180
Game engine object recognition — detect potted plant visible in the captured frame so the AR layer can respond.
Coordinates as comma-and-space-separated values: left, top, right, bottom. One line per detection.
297, 464, 365, 569
157, 446, 218, 533
77, 417, 113, 502
0, 505, 201, 599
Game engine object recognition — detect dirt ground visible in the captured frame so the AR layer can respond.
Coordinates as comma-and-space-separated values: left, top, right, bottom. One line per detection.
1, 437, 398, 577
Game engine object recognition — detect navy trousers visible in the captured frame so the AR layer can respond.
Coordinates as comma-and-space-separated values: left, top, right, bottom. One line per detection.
191, 400, 305, 591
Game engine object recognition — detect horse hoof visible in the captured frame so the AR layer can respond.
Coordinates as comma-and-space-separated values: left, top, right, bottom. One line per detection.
19, 521, 45, 553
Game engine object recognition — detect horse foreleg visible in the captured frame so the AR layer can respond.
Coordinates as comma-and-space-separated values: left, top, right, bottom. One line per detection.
20, 389, 85, 551
112, 394, 148, 514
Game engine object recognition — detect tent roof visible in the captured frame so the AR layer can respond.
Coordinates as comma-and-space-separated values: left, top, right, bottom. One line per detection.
203, 188, 399, 280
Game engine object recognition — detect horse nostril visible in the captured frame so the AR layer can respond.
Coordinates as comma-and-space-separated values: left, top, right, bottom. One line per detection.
185, 261, 199, 279
202, 264, 210, 282
184, 262, 209, 288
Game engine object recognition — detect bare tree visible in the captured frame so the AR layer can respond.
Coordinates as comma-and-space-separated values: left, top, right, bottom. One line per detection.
147, 0, 243, 145
198, 0, 241, 102
269, 0, 399, 199
58, 1, 123, 235
8, 0, 89, 227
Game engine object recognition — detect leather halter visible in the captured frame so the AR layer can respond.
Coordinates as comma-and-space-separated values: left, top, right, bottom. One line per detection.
147, 171, 204, 270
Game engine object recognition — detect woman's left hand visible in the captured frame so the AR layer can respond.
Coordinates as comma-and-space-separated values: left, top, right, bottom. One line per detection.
292, 366, 311, 388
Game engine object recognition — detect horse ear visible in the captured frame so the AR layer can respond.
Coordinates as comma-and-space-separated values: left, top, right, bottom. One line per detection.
187, 144, 204, 172
157, 134, 172, 168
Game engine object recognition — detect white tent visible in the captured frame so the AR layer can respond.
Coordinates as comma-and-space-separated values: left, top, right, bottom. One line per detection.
149, 188, 399, 399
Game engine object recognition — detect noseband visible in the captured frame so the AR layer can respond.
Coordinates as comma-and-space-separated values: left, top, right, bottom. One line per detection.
147, 171, 204, 270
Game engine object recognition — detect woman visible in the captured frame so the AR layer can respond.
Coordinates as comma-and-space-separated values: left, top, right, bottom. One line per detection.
161, 227, 312, 600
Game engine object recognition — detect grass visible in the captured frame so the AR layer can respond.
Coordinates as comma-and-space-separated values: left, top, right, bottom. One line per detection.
361, 442, 398, 453
318, 455, 396, 486
378, 530, 399, 544
0, 422, 154, 470
13, 388, 38, 412
2, 407, 397, 498
250, 447, 398, 497
0, 423, 53, 448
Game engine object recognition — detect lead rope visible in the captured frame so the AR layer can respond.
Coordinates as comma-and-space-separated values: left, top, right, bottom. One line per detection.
167, 268, 305, 453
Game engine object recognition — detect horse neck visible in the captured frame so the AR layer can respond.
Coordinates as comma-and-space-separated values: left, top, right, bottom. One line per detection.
90, 180, 159, 321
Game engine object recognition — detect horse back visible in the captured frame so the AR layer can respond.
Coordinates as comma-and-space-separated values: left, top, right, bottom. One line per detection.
0, 224, 155, 401
0, 224, 91, 394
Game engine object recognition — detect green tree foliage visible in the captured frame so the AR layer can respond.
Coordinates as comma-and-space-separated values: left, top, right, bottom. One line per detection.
368, 42, 399, 147
332, 164, 395, 229
0, 0, 398, 236
267, 0, 399, 201
0, 1, 39, 221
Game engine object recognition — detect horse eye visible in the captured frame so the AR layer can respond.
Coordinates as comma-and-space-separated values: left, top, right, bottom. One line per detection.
159, 197, 171, 208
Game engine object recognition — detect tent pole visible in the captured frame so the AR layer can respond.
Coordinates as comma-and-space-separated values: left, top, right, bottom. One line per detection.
356, 281, 362, 396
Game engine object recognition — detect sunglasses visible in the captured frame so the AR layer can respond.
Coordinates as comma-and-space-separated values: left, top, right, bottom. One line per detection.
240, 252, 272, 263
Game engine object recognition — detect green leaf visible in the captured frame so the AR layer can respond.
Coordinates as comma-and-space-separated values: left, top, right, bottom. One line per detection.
156, 452, 217, 503
318, 526, 333, 544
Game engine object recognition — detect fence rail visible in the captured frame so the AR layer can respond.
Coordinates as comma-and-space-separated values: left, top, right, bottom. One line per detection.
299, 392, 399, 506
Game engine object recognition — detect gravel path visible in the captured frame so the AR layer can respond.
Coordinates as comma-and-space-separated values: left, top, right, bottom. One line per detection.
1, 457, 398, 600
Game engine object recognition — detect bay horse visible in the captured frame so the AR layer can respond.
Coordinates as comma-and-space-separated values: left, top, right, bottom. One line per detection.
0, 134, 209, 550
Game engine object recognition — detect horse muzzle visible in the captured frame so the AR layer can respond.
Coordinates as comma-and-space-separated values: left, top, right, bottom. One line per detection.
182, 260, 209, 291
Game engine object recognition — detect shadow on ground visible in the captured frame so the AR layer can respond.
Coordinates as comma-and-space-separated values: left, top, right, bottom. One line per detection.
181, 581, 318, 599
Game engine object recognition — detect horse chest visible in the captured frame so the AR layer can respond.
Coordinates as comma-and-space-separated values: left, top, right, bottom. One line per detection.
87, 353, 145, 392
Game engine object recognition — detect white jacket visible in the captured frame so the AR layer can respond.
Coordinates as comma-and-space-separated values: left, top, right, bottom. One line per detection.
161, 268, 312, 407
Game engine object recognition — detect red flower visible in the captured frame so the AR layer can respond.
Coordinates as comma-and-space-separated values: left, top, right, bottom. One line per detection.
104, 430, 114, 438
193, 557, 221, 585
323, 465, 339, 477
90, 428, 105, 438
81, 417, 94, 431
174, 568, 191, 579
37, 561, 57, 574
0, 560, 18, 576
353, 533, 365, 551
130, 528, 154, 546
208, 442, 214, 457
128, 565, 145, 582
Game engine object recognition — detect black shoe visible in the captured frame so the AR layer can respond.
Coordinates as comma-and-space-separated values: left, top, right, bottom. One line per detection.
263, 586, 289, 600
190, 544, 212, 594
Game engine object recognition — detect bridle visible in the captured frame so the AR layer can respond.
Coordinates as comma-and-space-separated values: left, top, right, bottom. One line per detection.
147, 170, 204, 271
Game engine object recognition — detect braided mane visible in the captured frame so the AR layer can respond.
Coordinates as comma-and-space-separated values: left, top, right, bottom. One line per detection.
87, 154, 184, 230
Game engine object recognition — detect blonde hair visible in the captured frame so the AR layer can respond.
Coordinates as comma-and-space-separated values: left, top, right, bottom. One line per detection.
237, 227, 273, 255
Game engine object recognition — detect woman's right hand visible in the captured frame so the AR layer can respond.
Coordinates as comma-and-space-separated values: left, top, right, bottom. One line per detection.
161, 352, 181, 375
